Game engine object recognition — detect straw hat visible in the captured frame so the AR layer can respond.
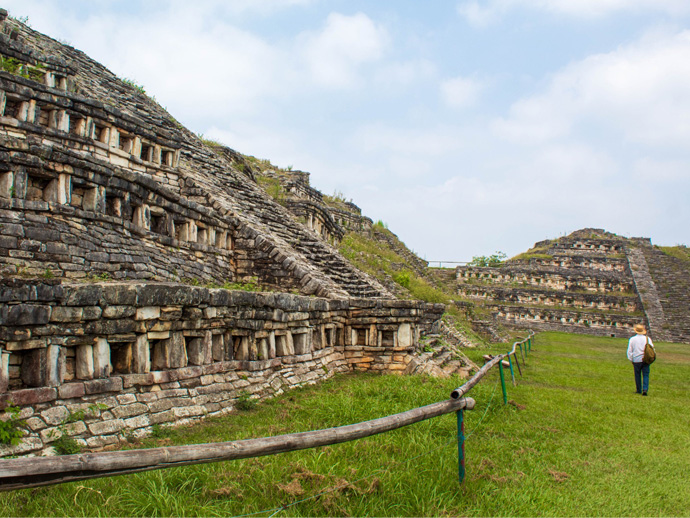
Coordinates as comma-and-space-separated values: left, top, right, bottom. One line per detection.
634, 324, 647, 335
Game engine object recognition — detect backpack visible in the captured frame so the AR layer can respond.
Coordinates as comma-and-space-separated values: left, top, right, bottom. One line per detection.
643, 336, 656, 365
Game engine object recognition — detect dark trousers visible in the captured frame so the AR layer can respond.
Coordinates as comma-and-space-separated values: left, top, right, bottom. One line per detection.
633, 362, 650, 393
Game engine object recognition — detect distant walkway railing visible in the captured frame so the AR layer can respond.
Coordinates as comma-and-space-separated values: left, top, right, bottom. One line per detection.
427, 261, 469, 268
0, 332, 535, 491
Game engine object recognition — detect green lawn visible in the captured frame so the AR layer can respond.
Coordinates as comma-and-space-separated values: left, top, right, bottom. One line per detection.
1, 331, 688, 517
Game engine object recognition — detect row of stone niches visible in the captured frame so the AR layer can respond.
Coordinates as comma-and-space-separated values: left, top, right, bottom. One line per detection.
1, 323, 407, 391
0, 169, 234, 251
458, 270, 631, 292
0, 90, 178, 169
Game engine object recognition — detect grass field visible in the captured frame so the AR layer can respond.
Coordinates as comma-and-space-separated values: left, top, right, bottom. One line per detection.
1, 331, 688, 517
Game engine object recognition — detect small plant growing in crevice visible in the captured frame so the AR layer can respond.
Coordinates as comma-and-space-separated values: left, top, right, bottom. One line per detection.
51, 433, 81, 455
0, 406, 26, 446
236, 390, 257, 411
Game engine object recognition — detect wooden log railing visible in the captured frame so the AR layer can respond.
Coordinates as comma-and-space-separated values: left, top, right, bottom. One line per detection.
0, 331, 535, 491
0, 397, 475, 491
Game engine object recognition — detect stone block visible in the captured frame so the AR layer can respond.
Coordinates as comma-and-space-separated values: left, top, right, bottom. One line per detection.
49, 306, 83, 323
25, 416, 47, 432
4, 338, 47, 351
46, 344, 62, 387
117, 394, 138, 405
58, 382, 85, 399
211, 333, 224, 362
102, 284, 137, 305
64, 285, 103, 306
0, 351, 9, 393
136, 306, 161, 321
397, 323, 413, 347
173, 405, 206, 418
103, 305, 136, 319
133, 334, 150, 373
7, 304, 51, 326
124, 414, 150, 429
9, 387, 57, 406
40, 405, 69, 426
93, 338, 111, 378
76, 344, 94, 380
149, 409, 175, 425
122, 373, 155, 388
112, 402, 148, 419
82, 306, 103, 320
88, 419, 125, 436
177, 365, 203, 380
136, 392, 159, 403
84, 377, 123, 395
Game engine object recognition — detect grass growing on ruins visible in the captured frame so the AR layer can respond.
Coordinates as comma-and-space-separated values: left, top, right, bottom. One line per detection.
339, 230, 452, 304
658, 245, 690, 263
1, 331, 689, 517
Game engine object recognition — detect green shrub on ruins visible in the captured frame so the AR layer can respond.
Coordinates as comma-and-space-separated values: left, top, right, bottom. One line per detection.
392, 271, 411, 288
121, 77, 146, 95
256, 176, 286, 205
467, 251, 507, 267
0, 56, 22, 74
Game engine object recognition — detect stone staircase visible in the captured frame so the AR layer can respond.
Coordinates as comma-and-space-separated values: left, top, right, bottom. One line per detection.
625, 246, 665, 337
404, 321, 480, 378
639, 245, 690, 343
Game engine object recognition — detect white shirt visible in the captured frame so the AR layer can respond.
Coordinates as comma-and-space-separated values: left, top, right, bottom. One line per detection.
627, 333, 654, 363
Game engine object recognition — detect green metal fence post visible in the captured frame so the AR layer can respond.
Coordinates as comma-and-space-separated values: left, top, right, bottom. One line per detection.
498, 360, 508, 404
513, 350, 523, 377
519, 343, 526, 365
507, 354, 516, 386
457, 410, 466, 484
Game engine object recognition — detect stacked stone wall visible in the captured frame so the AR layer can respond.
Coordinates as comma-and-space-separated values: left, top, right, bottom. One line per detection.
0, 280, 443, 456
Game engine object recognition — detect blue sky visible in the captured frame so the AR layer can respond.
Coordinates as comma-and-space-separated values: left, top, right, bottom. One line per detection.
6, 0, 690, 261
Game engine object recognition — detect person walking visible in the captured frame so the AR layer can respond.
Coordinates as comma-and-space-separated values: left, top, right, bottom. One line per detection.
627, 324, 654, 395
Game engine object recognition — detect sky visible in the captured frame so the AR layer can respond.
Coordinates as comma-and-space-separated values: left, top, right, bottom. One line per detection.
5, 0, 690, 262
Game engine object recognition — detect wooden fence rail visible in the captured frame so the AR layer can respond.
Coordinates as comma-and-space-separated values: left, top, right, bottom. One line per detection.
0, 397, 475, 491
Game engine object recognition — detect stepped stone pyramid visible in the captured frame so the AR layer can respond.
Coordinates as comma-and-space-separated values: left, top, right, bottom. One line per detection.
454, 229, 690, 343
0, 11, 458, 456
0, 12, 389, 299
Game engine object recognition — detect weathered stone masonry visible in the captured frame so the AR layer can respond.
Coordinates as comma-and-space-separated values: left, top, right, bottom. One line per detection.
0, 280, 443, 456
0, 13, 451, 460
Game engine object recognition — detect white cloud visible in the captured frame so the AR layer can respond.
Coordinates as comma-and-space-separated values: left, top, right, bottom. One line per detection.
457, 0, 690, 26
374, 59, 437, 88
351, 123, 471, 158
440, 75, 483, 109
493, 29, 690, 146
297, 12, 389, 88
